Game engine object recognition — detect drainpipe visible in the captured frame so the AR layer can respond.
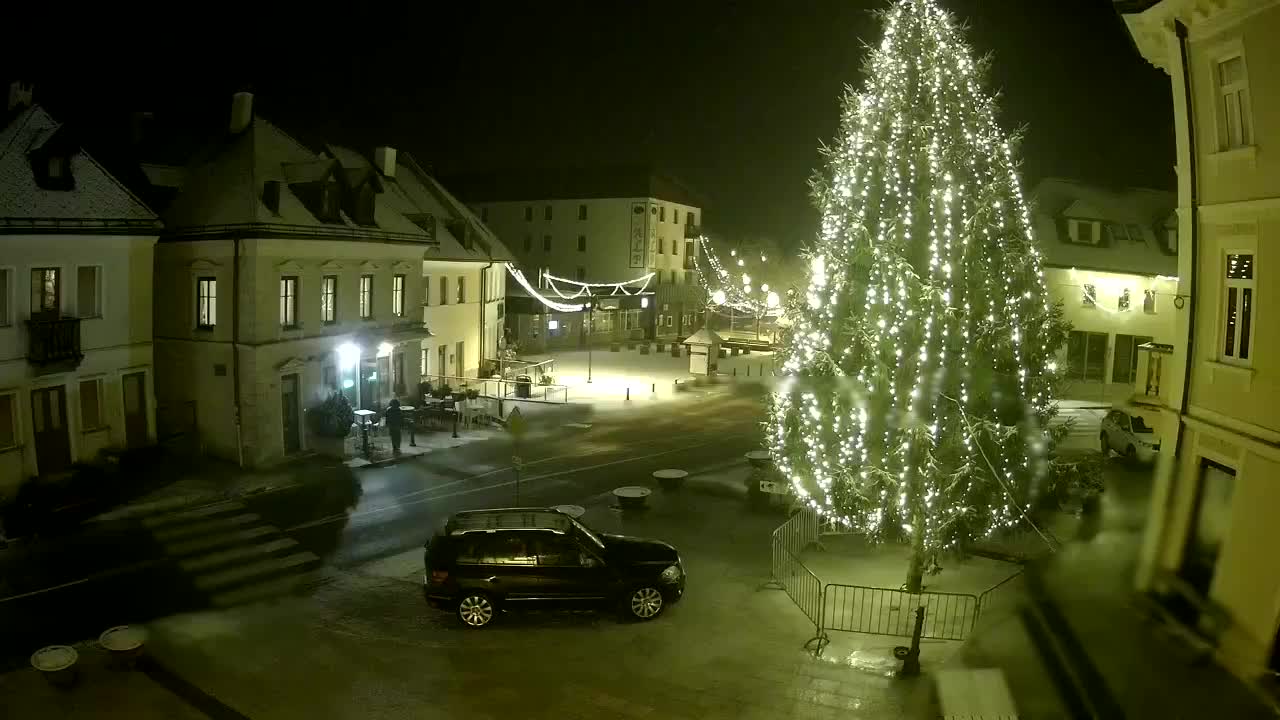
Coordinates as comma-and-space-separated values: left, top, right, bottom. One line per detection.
480, 257, 494, 377
232, 235, 244, 468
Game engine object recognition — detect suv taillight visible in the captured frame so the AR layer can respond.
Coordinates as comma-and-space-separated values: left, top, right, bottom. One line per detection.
429, 570, 449, 584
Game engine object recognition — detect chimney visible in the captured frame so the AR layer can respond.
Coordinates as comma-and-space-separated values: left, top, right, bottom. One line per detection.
229, 92, 253, 134
7, 81, 33, 112
374, 146, 397, 178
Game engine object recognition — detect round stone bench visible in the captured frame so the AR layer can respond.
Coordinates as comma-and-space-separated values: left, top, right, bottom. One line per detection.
653, 468, 688, 491
612, 486, 652, 510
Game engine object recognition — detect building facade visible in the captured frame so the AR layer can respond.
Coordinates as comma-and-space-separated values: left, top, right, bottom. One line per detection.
1121, 0, 1280, 685
148, 94, 509, 468
1030, 178, 1179, 406
450, 169, 706, 351
0, 96, 160, 498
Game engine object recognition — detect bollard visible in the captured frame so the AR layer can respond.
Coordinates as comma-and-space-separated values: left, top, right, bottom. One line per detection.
452, 411, 459, 439
651, 383, 655, 394
626, 387, 631, 401
747, 365, 751, 377
894, 606, 926, 676
732, 367, 737, 377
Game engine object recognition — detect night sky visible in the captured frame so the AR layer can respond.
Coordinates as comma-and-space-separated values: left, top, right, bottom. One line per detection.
19, 0, 1171, 250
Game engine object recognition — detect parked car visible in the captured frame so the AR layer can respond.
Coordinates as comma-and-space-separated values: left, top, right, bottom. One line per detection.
423, 507, 685, 628
1100, 409, 1160, 463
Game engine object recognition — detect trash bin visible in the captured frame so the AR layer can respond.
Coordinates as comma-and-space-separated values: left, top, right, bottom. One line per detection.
516, 375, 532, 399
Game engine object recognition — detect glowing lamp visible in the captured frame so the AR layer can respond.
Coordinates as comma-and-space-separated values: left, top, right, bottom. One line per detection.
377, 342, 394, 358
641, 297, 649, 308
336, 342, 361, 370
712, 290, 727, 305
766, 291, 780, 308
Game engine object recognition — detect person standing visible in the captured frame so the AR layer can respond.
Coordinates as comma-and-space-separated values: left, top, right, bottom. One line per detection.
385, 398, 404, 455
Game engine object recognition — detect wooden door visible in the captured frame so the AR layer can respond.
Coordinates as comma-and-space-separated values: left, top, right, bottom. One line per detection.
122, 372, 149, 448
31, 386, 72, 474
280, 373, 301, 454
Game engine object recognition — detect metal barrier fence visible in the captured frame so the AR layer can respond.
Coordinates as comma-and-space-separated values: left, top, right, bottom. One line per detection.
823, 584, 979, 641
765, 509, 828, 650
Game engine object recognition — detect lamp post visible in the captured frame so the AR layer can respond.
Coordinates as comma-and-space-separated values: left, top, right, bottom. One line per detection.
587, 300, 594, 384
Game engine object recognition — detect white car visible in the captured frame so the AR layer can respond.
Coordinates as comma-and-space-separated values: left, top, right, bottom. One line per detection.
1100, 409, 1160, 463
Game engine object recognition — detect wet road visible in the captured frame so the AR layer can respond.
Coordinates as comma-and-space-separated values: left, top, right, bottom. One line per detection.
0, 386, 767, 669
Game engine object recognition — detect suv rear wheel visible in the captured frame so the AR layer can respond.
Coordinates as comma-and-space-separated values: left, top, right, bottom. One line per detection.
626, 586, 665, 621
457, 592, 495, 628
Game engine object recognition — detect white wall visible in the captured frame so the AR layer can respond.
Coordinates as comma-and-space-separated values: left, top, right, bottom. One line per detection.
0, 234, 156, 498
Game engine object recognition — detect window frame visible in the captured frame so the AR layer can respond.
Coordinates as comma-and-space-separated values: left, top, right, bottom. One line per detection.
0, 391, 17, 451
1220, 251, 1256, 367
76, 265, 103, 319
524, 206, 533, 222
577, 235, 587, 252
440, 276, 449, 306
578, 204, 588, 221
1213, 48, 1253, 151
196, 276, 217, 329
544, 205, 553, 221
1082, 283, 1096, 308
392, 274, 406, 317
0, 266, 13, 327
456, 276, 466, 304
1143, 288, 1157, 315
31, 267, 61, 316
322, 275, 338, 324
1067, 218, 1101, 246
279, 275, 299, 329
359, 274, 374, 320
79, 377, 107, 432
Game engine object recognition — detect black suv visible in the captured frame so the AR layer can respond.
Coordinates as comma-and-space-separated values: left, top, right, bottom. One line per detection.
423, 508, 685, 628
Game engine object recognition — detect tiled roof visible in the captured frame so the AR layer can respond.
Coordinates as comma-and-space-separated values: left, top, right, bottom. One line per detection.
0, 106, 158, 226
1030, 178, 1176, 277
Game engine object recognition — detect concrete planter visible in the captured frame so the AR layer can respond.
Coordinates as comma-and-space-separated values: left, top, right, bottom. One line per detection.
31, 645, 78, 688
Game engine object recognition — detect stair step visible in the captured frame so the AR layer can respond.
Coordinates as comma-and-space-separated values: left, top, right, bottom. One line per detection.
164, 526, 277, 556
210, 571, 318, 608
152, 514, 260, 542
194, 552, 319, 591
179, 537, 298, 573
141, 501, 244, 528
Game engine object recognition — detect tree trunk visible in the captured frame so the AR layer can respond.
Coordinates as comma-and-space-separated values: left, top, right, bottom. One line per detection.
904, 506, 926, 594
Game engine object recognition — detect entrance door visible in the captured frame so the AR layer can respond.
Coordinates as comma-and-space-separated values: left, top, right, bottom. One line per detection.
31, 386, 72, 475
280, 373, 301, 454
122, 372, 149, 449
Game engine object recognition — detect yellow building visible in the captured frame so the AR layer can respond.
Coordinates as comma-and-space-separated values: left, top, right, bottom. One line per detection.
1120, 0, 1280, 686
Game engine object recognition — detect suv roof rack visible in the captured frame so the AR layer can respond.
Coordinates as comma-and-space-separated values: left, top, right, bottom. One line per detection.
446, 508, 572, 536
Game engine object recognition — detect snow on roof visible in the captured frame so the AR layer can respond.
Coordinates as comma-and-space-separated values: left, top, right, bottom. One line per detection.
1030, 178, 1176, 277
682, 327, 724, 346
0, 105, 158, 226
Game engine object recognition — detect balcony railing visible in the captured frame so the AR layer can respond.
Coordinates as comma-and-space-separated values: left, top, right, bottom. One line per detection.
26, 316, 83, 366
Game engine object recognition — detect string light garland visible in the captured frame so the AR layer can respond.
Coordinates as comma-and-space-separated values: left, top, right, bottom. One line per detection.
543, 271, 654, 299
506, 265, 586, 312
768, 0, 1070, 590
694, 237, 784, 317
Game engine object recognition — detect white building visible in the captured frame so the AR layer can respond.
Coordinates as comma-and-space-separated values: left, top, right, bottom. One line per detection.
451, 169, 706, 350
147, 94, 510, 468
0, 92, 160, 498
1120, 0, 1280, 688
1030, 178, 1178, 406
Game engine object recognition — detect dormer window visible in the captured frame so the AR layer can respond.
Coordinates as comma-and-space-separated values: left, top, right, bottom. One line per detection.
320, 180, 341, 222
1066, 219, 1101, 246
31, 151, 74, 190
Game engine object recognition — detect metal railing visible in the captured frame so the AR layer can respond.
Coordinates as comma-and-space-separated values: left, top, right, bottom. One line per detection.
823, 584, 979, 641
765, 509, 828, 650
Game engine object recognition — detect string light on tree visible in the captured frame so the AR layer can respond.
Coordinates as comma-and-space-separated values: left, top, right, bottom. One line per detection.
768, 0, 1073, 593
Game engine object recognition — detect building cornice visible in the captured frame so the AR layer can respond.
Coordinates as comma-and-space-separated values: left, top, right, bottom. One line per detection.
1121, 0, 1280, 74
160, 222, 435, 247
0, 217, 162, 235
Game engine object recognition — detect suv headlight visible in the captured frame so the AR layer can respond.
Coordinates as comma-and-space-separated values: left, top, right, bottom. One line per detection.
660, 564, 682, 582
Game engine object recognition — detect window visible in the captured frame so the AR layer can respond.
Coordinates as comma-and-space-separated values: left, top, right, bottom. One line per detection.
1113, 334, 1153, 385
577, 235, 587, 252
1108, 224, 1131, 244
393, 351, 406, 394
456, 276, 465, 304
543, 235, 551, 252
576, 267, 586, 281
497, 299, 505, 319
1217, 55, 1252, 150
79, 378, 104, 431
1117, 288, 1131, 312
440, 276, 449, 306
673, 209, 680, 225
0, 393, 15, 450
688, 212, 697, 226
31, 267, 60, 315
524, 206, 533, 222
320, 276, 337, 324
393, 274, 406, 317
1127, 224, 1145, 242
658, 238, 665, 254
1066, 330, 1108, 383
659, 206, 666, 222
420, 348, 429, 376
672, 240, 678, 255
544, 205, 553, 221
523, 235, 533, 252
1222, 253, 1255, 364
1184, 460, 1236, 595
422, 276, 430, 308
1082, 283, 1096, 307
480, 207, 489, 222
670, 270, 678, 285
0, 268, 10, 326
360, 275, 374, 319
534, 534, 586, 567
1067, 219, 1100, 246
76, 266, 101, 318
666, 315, 673, 328
578, 204, 588, 220
457, 534, 536, 565
279, 276, 299, 328
684, 241, 695, 267
196, 277, 217, 328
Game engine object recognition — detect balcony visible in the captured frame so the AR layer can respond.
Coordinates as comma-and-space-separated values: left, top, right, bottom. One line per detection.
26, 316, 83, 367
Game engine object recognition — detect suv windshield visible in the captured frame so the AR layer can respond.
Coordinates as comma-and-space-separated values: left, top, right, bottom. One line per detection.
569, 516, 606, 550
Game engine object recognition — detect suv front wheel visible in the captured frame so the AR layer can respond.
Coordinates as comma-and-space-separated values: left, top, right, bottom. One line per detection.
457, 592, 496, 628
625, 586, 666, 621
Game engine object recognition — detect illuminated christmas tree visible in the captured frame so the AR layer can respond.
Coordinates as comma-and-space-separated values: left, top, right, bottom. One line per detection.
768, 0, 1070, 592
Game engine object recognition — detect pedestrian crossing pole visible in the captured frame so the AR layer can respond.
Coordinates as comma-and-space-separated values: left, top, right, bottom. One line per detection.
507, 407, 528, 505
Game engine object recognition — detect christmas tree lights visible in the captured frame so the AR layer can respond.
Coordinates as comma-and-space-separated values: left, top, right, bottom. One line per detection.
769, 0, 1069, 592
695, 237, 784, 317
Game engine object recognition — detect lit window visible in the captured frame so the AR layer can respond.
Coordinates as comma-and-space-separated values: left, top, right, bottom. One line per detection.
456, 276, 465, 304
393, 274, 406, 317
1082, 284, 1096, 307
360, 275, 374, 319
1118, 289, 1131, 312
196, 277, 217, 328
322, 275, 337, 323
32, 267, 60, 315
1222, 253, 1255, 365
1144, 289, 1156, 314
280, 276, 298, 328
1217, 55, 1252, 150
